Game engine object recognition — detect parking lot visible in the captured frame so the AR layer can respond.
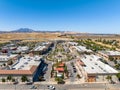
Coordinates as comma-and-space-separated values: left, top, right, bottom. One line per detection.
66, 61, 76, 82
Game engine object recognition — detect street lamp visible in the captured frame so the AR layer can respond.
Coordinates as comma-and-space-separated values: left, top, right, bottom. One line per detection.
105, 82, 110, 90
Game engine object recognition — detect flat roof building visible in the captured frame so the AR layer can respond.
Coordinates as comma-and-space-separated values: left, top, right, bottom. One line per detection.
68, 42, 78, 46
0, 55, 44, 82
33, 46, 46, 51
98, 50, 120, 60
74, 46, 93, 53
81, 55, 118, 74
79, 54, 118, 82
32, 42, 53, 55
0, 54, 17, 66
0, 54, 17, 62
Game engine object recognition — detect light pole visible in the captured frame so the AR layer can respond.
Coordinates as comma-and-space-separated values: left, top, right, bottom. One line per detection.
105, 82, 110, 90
44, 85, 45, 90
14, 83, 16, 90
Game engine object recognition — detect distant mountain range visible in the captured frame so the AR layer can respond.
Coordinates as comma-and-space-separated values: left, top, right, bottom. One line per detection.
12, 28, 34, 32
0, 28, 119, 35
0, 28, 65, 33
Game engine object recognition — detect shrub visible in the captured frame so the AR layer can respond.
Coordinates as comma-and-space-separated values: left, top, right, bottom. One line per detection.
12, 78, 15, 82
116, 73, 120, 80
77, 74, 81, 79
2, 78, 6, 82
7, 75, 12, 81
21, 75, 28, 82
106, 75, 112, 82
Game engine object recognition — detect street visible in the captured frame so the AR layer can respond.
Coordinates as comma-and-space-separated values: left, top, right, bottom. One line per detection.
0, 83, 119, 90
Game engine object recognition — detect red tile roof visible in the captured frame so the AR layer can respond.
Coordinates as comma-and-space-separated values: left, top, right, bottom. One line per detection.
55, 68, 64, 72
58, 63, 65, 67
0, 66, 37, 75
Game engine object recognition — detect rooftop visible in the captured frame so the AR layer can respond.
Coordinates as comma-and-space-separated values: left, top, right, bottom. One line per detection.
33, 46, 46, 51
80, 54, 118, 74
17, 46, 29, 51
12, 55, 41, 70
68, 42, 78, 45
55, 68, 64, 72
74, 46, 92, 53
99, 50, 120, 56
33, 42, 52, 51
0, 65, 37, 75
0, 54, 17, 62
58, 63, 65, 67
0, 55, 41, 75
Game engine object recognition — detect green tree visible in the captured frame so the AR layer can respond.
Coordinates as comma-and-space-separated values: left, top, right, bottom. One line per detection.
57, 77, 65, 84
103, 39, 106, 44
21, 75, 28, 82
12, 78, 15, 82
2, 78, 6, 82
77, 74, 81, 79
116, 73, 120, 81
55, 77, 63, 82
7, 60, 13, 65
113, 60, 117, 64
115, 64, 119, 69
64, 65, 68, 73
71, 36, 74, 39
109, 57, 114, 61
61, 73, 64, 79
106, 75, 112, 82
7, 75, 12, 81
39, 76, 44, 81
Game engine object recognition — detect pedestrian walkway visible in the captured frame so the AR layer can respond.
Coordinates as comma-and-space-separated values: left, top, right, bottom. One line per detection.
0, 88, 49, 90
34, 81, 57, 85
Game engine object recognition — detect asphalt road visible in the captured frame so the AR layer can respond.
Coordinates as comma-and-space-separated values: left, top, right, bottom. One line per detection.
66, 61, 76, 83
44, 61, 52, 81
0, 83, 113, 90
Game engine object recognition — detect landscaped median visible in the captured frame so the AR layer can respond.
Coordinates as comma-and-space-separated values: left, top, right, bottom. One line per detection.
50, 61, 69, 84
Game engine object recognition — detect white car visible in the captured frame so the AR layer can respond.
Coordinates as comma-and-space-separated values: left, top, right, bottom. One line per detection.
47, 85, 55, 90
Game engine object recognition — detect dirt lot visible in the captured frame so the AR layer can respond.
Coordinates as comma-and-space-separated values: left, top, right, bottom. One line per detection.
0, 32, 120, 44
0, 32, 70, 43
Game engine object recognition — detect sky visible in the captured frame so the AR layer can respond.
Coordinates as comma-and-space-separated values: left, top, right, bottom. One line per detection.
0, 0, 120, 34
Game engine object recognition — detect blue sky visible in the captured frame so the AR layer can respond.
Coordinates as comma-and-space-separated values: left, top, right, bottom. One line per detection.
0, 0, 120, 33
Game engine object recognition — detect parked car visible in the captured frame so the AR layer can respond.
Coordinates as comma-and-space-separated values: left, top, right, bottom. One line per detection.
70, 73, 73, 77
47, 85, 55, 90
73, 67, 76, 69
13, 81, 18, 85
73, 70, 77, 73
30, 85, 37, 89
72, 65, 75, 67
111, 80, 116, 84
26, 81, 33, 85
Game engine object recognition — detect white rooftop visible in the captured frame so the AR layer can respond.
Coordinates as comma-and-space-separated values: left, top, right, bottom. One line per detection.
17, 46, 29, 51
74, 46, 92, 52
33, 46, 46, 51
12, 55, 41, 70
80, 54, 118, 74
0, 54, 17, 62
100, 50, 120, 56
42, 42, 51, 45
68, 42, 78, 46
